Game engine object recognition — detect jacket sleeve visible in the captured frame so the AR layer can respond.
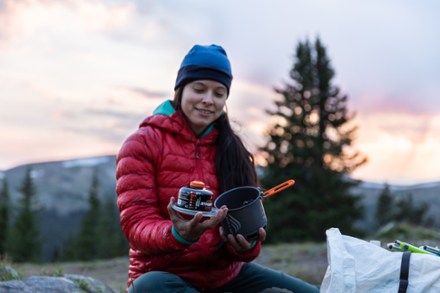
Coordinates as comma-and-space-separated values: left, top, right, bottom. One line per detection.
116, 128, 189, 255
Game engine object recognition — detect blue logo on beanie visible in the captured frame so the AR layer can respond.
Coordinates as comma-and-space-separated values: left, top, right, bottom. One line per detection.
175, 44, 233, 92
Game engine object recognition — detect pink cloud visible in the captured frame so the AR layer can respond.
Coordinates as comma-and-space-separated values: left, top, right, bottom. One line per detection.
0, 0, 136, 46
351, 90, 439, 116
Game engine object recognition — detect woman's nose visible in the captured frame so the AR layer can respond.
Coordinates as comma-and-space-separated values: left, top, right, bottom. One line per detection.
201, 91, 214, 104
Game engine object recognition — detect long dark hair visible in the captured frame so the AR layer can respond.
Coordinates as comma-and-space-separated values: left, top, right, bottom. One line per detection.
172, 88, 258, 193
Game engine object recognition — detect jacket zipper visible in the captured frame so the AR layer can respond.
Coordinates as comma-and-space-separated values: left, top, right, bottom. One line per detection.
195, 141, 201, 159
195, 141, 203, 180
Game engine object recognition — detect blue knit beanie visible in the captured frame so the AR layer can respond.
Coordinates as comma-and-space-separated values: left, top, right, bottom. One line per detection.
175, 44, 233, 93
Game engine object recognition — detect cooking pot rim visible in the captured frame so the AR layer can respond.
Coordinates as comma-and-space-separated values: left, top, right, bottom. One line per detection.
214, 186, 263, 211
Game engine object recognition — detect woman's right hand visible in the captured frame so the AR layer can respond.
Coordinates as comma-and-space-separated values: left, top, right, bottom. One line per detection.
167, 197, 228, 242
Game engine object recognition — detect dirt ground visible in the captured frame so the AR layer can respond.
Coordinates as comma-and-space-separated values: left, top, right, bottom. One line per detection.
14, 242, 328, 293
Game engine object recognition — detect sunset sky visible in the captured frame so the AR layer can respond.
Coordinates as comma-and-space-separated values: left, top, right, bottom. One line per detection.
1, 0, 439, 185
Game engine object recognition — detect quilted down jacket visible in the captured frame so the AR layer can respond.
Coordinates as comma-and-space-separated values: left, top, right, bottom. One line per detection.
116, 100, 261, 290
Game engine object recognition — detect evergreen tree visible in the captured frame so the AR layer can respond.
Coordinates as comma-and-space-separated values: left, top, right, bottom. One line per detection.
375, 183, 394, 228
6, 168, 41, 262
0, 178, 10, 257
260, 37, 367, 242
73, 170, 102, 260
61, 233, 77, 261
394, 193, 431, 226
96, 197, 116, 259
97, 196, 128, 259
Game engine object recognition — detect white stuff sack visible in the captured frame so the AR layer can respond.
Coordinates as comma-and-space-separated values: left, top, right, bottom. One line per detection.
320, 228, 440, 293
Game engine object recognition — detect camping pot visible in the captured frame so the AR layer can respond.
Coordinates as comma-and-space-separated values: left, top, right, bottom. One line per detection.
214, 179, 295, 240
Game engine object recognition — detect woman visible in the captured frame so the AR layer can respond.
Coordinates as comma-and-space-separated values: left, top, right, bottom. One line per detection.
116, 44, 319, 293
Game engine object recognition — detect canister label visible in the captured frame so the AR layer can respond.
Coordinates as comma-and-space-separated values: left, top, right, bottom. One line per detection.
177, 184, 213, 211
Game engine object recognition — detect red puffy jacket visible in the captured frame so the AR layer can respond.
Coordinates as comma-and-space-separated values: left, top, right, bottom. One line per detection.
116, 101, 261, 290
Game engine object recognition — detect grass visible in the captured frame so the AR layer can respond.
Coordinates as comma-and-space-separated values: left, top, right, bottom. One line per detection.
256, 242, 328, 285
6, 225, 440, 292
0, 259, 23, 282
9, 258, 129, 293
5, 243, 328, 292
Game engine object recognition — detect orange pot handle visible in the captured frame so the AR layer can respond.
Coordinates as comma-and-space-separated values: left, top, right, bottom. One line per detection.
263, 179, 295, 198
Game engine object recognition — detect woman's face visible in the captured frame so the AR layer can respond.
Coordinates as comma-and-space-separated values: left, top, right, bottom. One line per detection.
181, 80, 227, 135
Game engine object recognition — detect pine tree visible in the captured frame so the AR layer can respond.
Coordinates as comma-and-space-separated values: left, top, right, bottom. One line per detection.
96, 197, 115, 259
374, 183, 394, 228
260, 37, 367, 242
97, 196, 128, 259
0, 178, 10, 257
394, 193, 431, 226
6, 168, 41, 262
74, 170, 101, 260
61, 233, 77, 261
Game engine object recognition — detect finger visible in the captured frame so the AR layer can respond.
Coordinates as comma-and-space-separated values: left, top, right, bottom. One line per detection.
196, 206, 227, 229
206, 207, 227, 226
171, 209, 185, 221
226, 234, 241, 251
217, 206, 228, 219
189, 212, 204, 226
219, 226, 227, 241
258, 227, 266, 242
168, 198, 192, 223
235, 234, 251, 249
167, 197, 175, 212
167, 197, 178, 218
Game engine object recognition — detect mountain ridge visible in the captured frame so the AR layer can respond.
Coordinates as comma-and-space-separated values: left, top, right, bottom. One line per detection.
2, 155, 439, 190
1, 155, 439, 261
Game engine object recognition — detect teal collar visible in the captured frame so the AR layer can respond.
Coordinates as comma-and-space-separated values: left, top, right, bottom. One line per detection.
153, 100, 175, 116
153, 100, 215, 138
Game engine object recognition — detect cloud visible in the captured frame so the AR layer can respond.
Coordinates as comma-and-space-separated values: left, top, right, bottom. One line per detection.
0, 0, 136, 38
351, 111, 440, 183
124, 86, 168, 100
1, 0, 439, 184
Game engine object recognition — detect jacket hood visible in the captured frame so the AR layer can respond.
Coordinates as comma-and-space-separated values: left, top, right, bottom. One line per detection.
139, 100, 217, 141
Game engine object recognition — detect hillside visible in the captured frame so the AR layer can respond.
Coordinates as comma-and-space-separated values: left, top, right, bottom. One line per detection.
1, 156, 118, 261
1, 156, 117, 215
351, 180, 440, 233
1, 155, 440, 261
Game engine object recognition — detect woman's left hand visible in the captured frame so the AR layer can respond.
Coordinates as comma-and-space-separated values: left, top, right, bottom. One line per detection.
219, 226, 266, 251
168, 197, 228, 242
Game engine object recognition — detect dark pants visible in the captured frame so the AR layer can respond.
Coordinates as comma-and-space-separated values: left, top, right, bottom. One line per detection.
128, 262, 320, 293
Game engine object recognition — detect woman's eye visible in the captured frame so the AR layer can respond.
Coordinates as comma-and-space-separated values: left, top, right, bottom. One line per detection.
193, 88, 204, 93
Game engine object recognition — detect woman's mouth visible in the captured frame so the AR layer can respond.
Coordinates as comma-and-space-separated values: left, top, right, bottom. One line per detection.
195, 108, 214, 115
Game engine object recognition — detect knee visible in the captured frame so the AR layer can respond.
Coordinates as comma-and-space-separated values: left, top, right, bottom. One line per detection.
128, 271, 172, 292
128, 271, 191, 293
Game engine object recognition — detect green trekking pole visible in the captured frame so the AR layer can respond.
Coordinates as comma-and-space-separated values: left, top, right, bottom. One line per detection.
395, 240, 436, 255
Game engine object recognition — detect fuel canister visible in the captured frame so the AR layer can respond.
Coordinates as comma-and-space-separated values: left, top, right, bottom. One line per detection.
177, 181, 213, 212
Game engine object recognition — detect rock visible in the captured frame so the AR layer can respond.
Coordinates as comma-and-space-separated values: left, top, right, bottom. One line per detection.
0, 265, 20, 280
0, 274, 117, 293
